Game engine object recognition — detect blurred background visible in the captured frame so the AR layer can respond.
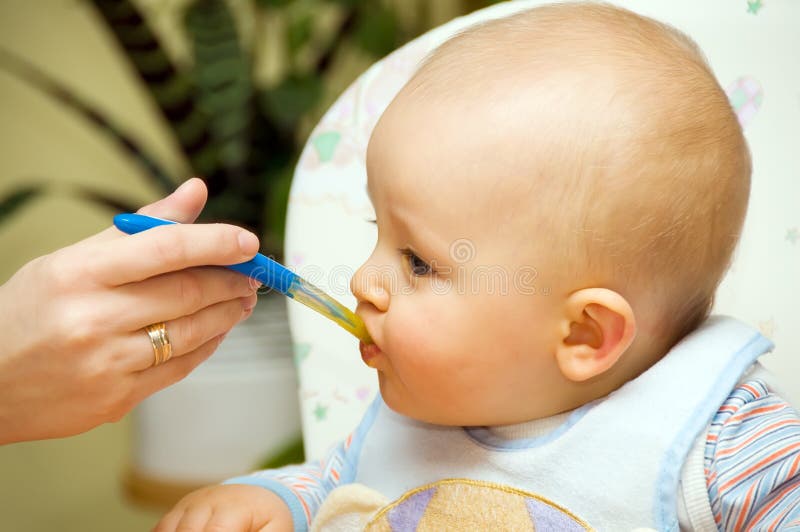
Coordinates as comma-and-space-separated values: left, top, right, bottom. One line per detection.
0, 0, 500, 530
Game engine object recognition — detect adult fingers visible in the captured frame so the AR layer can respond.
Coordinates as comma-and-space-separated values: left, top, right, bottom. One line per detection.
126, 295, 256, 372
138, 177, 208, 223
88, 222, 260, 286
109, 267, 258, 331
89, 178, 208, 246
134, 333, 225, 400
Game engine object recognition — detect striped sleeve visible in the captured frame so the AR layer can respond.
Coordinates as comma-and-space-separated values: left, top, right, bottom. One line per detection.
705, 379, 800, 530
224, 433, 354, 532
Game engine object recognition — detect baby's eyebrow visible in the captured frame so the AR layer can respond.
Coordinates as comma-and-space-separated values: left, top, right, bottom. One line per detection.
365, 181, 450, 260
390, 206, 451, 263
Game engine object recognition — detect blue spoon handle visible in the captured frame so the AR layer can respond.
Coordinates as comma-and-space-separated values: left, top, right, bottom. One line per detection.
112, 213, 297, 296
113, 213, 372, 343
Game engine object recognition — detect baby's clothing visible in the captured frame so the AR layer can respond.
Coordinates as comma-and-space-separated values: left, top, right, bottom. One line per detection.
228, 316, 800, 531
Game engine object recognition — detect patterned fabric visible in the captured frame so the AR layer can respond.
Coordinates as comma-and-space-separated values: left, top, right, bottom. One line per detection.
705, 380, 800, 530
226, 434, 352, 527
366, 479, 591, 531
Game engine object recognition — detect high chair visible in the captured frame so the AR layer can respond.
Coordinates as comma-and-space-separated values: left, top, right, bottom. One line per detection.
284, 0, 799, 460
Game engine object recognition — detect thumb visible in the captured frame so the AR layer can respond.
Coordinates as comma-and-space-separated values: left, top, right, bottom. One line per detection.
88, 178, 209, 245
138, 177, 208, 223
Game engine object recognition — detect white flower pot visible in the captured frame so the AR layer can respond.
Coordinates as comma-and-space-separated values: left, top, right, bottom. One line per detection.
125, 294, 301, 505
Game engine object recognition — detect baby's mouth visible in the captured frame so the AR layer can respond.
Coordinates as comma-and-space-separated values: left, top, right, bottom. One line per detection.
359, 341, 383, 368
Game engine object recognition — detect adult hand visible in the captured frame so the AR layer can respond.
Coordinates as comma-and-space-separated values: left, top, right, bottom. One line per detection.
0, 178, 260, 444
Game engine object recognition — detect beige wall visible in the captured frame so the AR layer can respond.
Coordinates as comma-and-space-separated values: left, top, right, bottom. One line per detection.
0, 0, 191, 282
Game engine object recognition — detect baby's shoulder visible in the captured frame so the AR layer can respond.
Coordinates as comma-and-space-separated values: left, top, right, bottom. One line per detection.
701, 365, 800, 530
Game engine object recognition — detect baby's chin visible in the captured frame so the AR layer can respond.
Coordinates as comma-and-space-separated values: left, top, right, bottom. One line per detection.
378, 381, 489, 427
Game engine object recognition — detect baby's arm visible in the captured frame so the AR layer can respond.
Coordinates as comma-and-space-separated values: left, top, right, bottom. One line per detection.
155, 437, 353, 532
705, 379, 800, 530
222, 438, 352, 530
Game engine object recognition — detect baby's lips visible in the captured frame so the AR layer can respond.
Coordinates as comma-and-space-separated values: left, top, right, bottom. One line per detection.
355, 309, 384, 367
359, 341, 383, 368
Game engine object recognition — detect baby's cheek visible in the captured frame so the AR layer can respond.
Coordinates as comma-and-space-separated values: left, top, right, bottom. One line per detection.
384, 303, 460, 372
385, 311, 434, 362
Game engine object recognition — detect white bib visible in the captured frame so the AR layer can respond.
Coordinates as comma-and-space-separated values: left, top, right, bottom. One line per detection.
344, 315, 774, 531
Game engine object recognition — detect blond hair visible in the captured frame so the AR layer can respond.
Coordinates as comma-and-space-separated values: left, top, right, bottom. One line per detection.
406, 2, 751, 353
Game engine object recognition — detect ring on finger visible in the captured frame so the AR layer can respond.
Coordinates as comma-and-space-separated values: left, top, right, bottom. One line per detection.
144, 322, 173, 367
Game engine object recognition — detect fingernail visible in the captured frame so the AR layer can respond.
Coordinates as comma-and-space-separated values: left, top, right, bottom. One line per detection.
242, 294, 258, 310
237, 231, 259, 255
246, 278, 261, 293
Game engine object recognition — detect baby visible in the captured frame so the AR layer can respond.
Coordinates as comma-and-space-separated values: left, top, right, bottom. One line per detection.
156, 3, 799, 531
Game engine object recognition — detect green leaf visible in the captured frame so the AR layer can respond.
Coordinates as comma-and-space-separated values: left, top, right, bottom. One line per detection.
324, 0, 360, 7
462, 0, 505, 12
263, 162, 294, 254
185, 0, 255, 216
71, 187, 141, 214
288, 13, 314, 54
254, 0, 293, 7
260, 75, 323, 131
256, 435, 305, 469
0, 48, 176, 194
91, 0, 211, 181
354, 2, 398, 56
0, 186, 42, 224
202, 189, 262, 226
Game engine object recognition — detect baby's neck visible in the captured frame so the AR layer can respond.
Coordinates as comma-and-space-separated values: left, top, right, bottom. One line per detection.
484, 410, 572, 440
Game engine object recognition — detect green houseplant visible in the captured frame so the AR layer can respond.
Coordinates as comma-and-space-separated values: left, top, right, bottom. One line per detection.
0, 0, 501, 505
1, 0, 500, 254
2, 0, 407, 255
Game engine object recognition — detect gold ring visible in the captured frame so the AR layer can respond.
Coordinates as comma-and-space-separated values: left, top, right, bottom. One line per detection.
145, 322, 172, 367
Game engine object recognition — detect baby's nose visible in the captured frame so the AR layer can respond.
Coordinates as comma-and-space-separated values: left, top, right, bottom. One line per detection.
350, 263, 390, 312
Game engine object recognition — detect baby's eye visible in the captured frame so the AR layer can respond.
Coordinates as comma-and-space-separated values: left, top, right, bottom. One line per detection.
401, 248, 432, 276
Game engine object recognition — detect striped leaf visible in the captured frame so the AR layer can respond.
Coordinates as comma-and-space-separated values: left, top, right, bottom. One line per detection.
0, 185, 42, 224
0, 48, 175, 193
91, 0, 218, 180
184, 0, 263, 231
70, 186, 141, 214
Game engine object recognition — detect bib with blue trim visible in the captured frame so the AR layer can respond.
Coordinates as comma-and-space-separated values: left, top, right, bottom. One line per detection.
343, 315, 774, 531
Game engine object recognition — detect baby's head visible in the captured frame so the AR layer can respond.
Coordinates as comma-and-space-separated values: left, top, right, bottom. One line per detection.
352, 2, 750, 426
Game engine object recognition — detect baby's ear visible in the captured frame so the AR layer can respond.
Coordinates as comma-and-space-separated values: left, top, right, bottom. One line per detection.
555, 288, 637, 382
